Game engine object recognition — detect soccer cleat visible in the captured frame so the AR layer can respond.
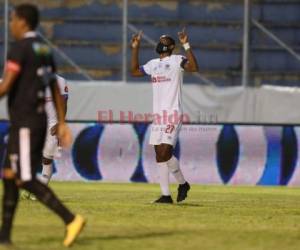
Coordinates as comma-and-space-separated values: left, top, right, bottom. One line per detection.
177, 182, 191, 202
28, 194, 37, 201
20, 190, 30, 200
20, 191, 37, 201
153, 195, 173, 204
63, 215, 86, 247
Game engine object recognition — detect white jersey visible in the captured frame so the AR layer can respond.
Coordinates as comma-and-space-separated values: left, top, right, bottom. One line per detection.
142, 55, 186, 122
45, 75, 68, 127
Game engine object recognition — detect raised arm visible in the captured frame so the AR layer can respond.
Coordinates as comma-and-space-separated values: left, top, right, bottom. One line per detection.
130, 31, 145, 77
178, 28, 199, 72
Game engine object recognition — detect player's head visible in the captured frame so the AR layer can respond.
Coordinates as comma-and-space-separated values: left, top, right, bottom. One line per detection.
10, 4, 40, 40
156, 35, 175, 56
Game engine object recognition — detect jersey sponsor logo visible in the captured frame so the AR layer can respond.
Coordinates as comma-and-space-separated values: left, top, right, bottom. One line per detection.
32, 42, 51, 56
151, 76, 171, 83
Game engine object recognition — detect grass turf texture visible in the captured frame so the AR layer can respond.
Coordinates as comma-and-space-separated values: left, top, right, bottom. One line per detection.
1, 182, 300, 250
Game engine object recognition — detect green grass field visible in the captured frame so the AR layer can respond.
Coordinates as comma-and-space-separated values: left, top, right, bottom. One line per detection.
1, 182, 300, 250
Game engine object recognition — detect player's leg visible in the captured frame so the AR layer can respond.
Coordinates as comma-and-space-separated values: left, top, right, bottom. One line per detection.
164, 154, 190, 202
21, 179, 74, 223
0, 131, 20, 245
149, 125, 172, 203
23, 130, 56, 201
41, 128, 57, 185
161, 124, 190, 202
23, 129, 57, 200
167, 155, 191, 202
19, 127, 72, 221
18, 127, 85, 246
0, 170, 19, 245
153, 143, 173, 203
20, 179, 85, 246
41, 157, 53, 185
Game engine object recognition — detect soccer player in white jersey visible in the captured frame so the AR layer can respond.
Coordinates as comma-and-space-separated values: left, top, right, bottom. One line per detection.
41, 75, 68, 184
130, 29, 199, 203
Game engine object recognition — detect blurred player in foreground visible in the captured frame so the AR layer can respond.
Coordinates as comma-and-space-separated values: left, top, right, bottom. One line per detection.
0, 4, 85, 247
22, 75, 68, 200
130, 29, 199, 203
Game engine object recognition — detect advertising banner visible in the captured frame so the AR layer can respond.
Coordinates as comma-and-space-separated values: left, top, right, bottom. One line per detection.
0, 121, 300, 186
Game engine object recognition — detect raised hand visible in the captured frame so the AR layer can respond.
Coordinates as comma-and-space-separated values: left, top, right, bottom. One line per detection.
131, 30, 143, 49
178, 27, 188, 44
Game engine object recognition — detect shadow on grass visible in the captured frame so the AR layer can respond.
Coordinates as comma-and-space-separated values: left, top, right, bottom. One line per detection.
144, 202, 202, 207
176, 203, 203, 207
76, 230, 189, 246
34, 230, 189, 247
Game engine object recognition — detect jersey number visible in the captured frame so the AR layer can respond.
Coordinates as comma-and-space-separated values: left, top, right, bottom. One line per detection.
165, 125, 175, 134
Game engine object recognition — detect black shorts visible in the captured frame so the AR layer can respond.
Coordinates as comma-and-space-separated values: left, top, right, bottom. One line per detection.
4, 125, 46, 181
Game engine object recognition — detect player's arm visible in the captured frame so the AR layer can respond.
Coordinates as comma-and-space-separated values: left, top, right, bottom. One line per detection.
130, 31, 145, 77
0, 69, 19, 97
0, 48, 25, 97
49, 78, 72, 148
178, 28, 199, 72
50, 95, 68, 136
0, 43, 25, 97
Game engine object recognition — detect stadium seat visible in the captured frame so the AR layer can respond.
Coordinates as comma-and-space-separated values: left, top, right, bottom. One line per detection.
259, 2, 300, 23
252, 27, 300, 46
40, 1, 122, 19
129, 24, 243, 45
54, 45, 122, 68
1, 0, 299, 85
252, 49, 300, 71
53, 22, 123, 42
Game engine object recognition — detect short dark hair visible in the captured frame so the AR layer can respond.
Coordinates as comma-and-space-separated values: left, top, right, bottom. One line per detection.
165, 36, 175, 46
14, 4, 40, 30
160, 35, 176, 46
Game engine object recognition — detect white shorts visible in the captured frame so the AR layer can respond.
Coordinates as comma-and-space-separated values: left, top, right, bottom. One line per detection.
149, 123, 182, 146
43, 126, 61, 160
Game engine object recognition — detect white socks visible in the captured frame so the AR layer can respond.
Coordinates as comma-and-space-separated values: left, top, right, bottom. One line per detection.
157, 156, 186, 196
157, 162, 171, 196
166, 156, 186, 185
41, 163, 53, 185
